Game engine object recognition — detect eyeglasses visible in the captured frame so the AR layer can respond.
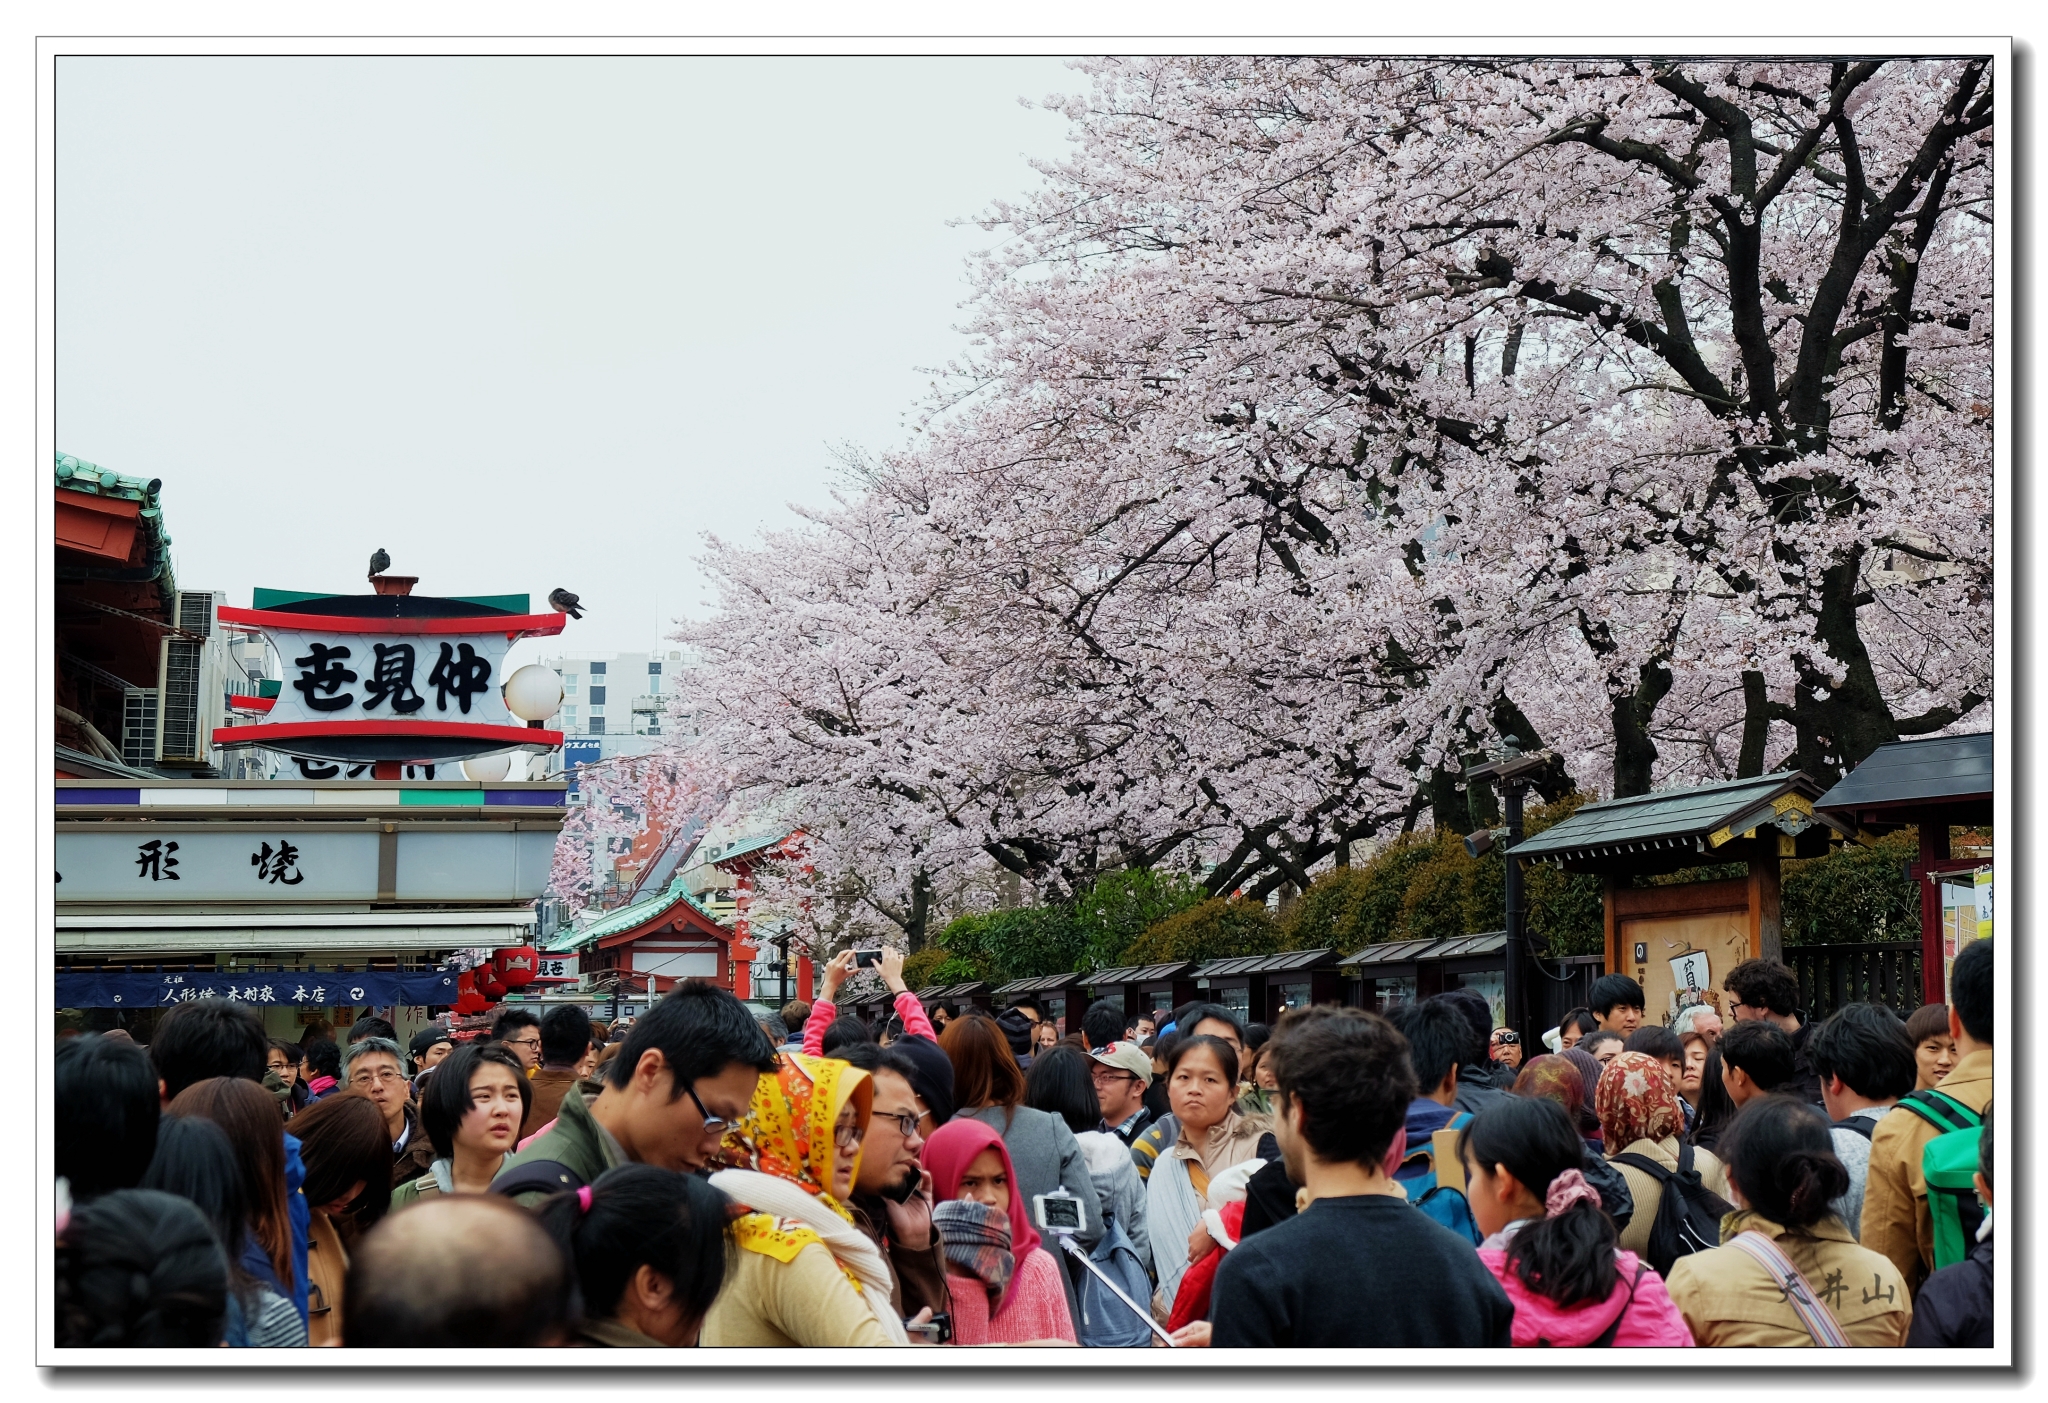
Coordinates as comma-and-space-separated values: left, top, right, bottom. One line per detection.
833, 1119, 866, 1148
505, 1036, 542, 1051
1090, 1068, 1140, 1086
681, 1079, 728, 1136
872, 1109, 921, 1140
349, 1068, 405, 1087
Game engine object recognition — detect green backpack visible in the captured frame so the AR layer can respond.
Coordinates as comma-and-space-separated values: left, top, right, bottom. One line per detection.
1895, 1090, 1985, 1271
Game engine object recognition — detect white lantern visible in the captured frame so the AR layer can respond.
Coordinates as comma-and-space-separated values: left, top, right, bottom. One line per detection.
462, 752, 513, 782
502, 663, 564, 722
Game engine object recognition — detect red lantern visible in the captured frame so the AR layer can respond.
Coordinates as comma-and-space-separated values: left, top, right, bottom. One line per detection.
453, 970, 486, 1015
479, 966, 508, 1000
497, 945, 539, 988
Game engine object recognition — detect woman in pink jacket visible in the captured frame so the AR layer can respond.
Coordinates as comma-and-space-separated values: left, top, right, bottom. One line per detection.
1461, 1096, 1694, 1347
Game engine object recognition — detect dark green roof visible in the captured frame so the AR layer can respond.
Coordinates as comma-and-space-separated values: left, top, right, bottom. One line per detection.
1509, 772, 1842, 872
55, 452, 173, 584
1816, 733, 1993, 817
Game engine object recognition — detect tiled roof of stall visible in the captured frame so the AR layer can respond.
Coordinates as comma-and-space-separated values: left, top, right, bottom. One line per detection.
550, 873, 727, 952
55, 452, 174, 582
1816, 733, 1994, 812
1509, 772, 1817, 864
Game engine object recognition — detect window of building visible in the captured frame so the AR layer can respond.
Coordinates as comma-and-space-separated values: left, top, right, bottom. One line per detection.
590, 661, 607, 675
589, 685, 607, 705
590, 716, 606, 734
564, 674, 578, 692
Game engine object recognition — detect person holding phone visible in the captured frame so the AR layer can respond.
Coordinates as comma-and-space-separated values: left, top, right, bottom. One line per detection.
922, 1119, 1076, 1345
802, 947, 942, 1057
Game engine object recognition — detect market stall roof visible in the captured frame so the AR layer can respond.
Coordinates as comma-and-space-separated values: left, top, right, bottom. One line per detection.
1082, 961, 1195, 986
1191, 948, 1341, 980
1508, 771, 1849, 876
992, 971, 1088, 996
1341, 937, 1455, 967
1815, 732, 1994, 829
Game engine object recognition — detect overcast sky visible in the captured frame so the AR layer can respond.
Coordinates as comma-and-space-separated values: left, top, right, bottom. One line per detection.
57, 56, 1083, 666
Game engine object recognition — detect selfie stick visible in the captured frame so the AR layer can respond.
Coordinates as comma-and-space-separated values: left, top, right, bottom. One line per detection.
1052, 1235, 1178, 1347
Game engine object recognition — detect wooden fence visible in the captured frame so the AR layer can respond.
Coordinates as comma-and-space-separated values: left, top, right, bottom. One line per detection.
1786, 941, 1924, 1020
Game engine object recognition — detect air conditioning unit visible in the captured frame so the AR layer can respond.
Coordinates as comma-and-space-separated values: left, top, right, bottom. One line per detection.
120, 687, 159, 768
155, 591, 231, 765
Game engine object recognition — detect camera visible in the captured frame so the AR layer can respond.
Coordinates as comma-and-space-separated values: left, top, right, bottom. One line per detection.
853, 949, 883, 968
905, 1312, 952, 1343
1033, 1191, 1085, 1235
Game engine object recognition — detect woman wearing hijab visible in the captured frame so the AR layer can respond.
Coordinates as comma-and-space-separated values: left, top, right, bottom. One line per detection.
1598, 1051, 1733, 1266
699, 1053, 911, 1347
922, 1119, 1077, 1346
1559, 1046, 1606, 1148
1511, 1054, 1635, 1230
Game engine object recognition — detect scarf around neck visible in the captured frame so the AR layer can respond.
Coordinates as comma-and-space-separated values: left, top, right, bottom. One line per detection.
931, 1198, 1015, 1313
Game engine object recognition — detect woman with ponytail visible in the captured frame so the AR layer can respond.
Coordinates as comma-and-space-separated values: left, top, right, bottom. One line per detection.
1665, 1094, 1911, 1346
1460, 1097, 1693, 1346
535, 1164, 735, 1346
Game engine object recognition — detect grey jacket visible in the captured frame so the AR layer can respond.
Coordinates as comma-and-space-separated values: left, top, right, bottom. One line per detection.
956, 1104, 1104, 1249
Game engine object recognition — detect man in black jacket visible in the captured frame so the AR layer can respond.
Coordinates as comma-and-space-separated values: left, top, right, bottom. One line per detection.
1724, 957, 1823, 1106
1209, 1007, 1513, 1348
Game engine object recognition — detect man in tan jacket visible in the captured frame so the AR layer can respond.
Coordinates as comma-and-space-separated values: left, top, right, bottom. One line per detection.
1861, 938, 1993, 1296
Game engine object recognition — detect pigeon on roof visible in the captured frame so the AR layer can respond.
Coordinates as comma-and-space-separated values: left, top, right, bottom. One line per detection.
368, 547, 391, 577
549, 587, 584, 619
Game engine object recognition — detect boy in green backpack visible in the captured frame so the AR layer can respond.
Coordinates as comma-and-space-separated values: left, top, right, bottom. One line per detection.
1861, 938, 1993, 1296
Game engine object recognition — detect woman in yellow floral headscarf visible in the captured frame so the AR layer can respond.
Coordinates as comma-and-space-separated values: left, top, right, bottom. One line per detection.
700, 1052, 910, 1346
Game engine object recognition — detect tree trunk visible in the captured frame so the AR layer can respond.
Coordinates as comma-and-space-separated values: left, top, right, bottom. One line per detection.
1788, 550, 1899, 786
1737, 670, 1773, 778
1611, 660, 1674, 797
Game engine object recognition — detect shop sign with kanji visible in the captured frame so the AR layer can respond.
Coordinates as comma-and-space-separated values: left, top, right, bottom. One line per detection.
212, 593, 565, 764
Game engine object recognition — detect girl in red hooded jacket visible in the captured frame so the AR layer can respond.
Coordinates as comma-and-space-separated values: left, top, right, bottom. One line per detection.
922, 1119, 1076, 1346
1462, 1097, 1694, 1348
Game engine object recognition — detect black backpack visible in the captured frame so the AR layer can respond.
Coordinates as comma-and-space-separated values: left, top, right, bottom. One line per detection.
1612, 1141, 1735, 1277
1830, 1116, 1877, 1141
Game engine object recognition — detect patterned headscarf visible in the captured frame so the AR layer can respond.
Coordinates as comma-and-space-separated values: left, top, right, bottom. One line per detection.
1513, 1054, 1587, 1123
1560, 1047, 1606, 1138
1595, 1050, 1685, 1149
713, 1052, 872, 1222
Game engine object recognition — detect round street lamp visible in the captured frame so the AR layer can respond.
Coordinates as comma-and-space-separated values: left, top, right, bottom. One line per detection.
502, 664, 565, 723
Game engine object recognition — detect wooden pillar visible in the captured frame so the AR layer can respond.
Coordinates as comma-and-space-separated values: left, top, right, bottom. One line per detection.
1749, 854, 1782, 964
1917, 819, 1951, 1005
1602, 876, 1620, 973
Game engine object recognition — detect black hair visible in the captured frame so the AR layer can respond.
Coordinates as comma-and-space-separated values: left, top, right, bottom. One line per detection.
1559, 1007, 1600, 1041
602, 979, 778, 1099
1723, 958, 1802, 1018
1623, 1026, 1684, 1066
834, 1040, 922, 1084
489, 1007, 542, 1043
269, 1039, 306, 1065
56, 1189, 229, 1348
305, 1039, 342, 1079
1266, 1006, 1417, 1165
1024, 1044, 1104, 1135
1719, 1094, 1851, 1229
1387, 999, 1466, 1094
1578, 1029, 1622, 1056
347, 1016, 397, 1045
1718, 1020, 1796, 1092
535, 1163, 732, 1329
1242, 1021, 1271, 1052
1166, 1032, 1240, 1089
56, 1034, 160, 1202
1689, 1045, 1737, 1150
1433, 990, 1492, 1067
1805, 1002, 1917, 1102
290, 1091, 396, 1226
931, 1001, 959, 1021
420, 1042, 532, 1160
1180, 1002, 1245, 1046
1009, 997, 1044, 1019
1082, 998, 1128, 1050
540, 1003, 596, 1066
1951, 938, 1992, 1044
1587, 974, 1645, 1018
882, 1016, 905, 1042
139, 1113, 267, 1318
1459, 1097, 1618, 1309
822, 1016, 874, 1055
148, 998, 269, 1100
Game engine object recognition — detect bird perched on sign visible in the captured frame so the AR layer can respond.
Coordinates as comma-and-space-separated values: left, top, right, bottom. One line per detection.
369, 547, 391, 578
549, 588, 584, 619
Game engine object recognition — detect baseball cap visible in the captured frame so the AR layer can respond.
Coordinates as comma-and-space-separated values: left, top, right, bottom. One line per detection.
1089, 1041, 1154, 1086
409, 1027, 454, 1058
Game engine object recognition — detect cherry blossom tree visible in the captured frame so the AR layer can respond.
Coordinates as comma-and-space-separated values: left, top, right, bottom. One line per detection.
671, 56, 1993, 933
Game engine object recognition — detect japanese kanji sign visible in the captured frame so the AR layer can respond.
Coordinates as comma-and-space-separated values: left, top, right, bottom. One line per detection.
54, 969, 459, 1009
56, 827, 561, 903
268, 628, 515, 728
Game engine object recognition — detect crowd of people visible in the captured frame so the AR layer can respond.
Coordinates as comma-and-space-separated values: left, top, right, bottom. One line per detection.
53, 937, 1995, 1350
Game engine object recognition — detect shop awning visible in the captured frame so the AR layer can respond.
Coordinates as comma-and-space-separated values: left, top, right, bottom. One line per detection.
55, 907, 537, 955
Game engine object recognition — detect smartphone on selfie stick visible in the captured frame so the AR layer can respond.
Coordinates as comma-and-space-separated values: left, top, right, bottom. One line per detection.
1033, 1190, 1178, 1346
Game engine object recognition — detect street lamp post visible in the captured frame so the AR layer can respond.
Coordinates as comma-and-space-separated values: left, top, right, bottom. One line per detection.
1464, 741, 1556, 1044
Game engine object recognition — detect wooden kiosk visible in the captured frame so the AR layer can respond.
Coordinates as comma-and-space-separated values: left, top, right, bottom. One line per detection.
1509, 773, 1855, 1023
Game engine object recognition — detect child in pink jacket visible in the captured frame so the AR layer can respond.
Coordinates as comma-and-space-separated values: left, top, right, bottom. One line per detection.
1464, 1097, 1695, 1347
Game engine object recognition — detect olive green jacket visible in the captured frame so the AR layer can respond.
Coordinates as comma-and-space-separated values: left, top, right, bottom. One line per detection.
492, 1077, 621, 1207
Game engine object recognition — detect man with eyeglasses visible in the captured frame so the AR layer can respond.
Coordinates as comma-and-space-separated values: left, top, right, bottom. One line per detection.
836, 1042, 953, 1322
1088, 1042, 1156, 1145
490, 1007, 544, 1072
495, 979, 779, 1207
342, 1036, 436, 1181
